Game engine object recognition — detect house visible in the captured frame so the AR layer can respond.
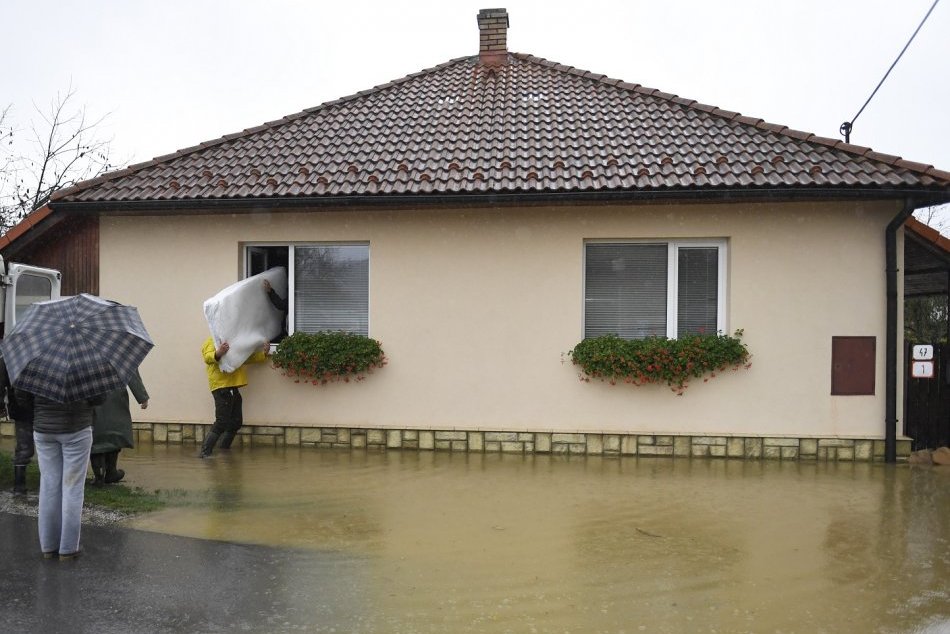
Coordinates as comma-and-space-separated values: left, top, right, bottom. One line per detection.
3, 8, 950, 461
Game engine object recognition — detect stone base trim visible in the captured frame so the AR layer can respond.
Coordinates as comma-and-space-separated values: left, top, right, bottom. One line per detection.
0, 420, 908, 461
82, 423, 916, 462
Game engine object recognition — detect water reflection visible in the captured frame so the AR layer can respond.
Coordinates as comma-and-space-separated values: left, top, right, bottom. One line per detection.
25, 440, 950, 632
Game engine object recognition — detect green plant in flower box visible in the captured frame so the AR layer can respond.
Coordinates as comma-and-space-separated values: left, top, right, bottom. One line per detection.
567, 330, 751, 394
271, 331, 386, 385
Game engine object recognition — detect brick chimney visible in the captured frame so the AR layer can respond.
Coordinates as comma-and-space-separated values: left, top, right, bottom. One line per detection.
477, 8, 509, 66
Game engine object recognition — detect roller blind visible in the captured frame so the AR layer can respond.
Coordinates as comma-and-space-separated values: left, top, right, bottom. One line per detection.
585, 243, 668, 339
294, 245, 369, 335
677, 247, 719, 336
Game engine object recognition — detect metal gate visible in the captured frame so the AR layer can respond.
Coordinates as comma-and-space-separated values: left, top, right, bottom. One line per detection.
905, 343, 950, 450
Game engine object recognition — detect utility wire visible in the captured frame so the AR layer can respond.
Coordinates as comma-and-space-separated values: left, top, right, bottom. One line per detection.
839, 0, 941, 143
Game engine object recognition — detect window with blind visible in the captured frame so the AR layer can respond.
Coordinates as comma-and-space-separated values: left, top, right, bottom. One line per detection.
584, 240, 725, 339
245, 243, 369, 337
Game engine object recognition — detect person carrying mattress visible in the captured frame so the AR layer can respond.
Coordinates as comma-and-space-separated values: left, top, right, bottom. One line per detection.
199, 338, 270, 458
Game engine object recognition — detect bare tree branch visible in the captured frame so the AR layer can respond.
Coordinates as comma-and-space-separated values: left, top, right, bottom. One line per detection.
0, 105, 16, 203
914, 203, 950, 235
1, 85, 117, 234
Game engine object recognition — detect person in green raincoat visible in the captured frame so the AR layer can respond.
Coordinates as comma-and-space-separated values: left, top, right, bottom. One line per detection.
90, 368, 149, 485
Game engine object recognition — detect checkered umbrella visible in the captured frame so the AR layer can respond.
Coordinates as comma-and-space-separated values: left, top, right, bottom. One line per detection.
0, 294, 154, 403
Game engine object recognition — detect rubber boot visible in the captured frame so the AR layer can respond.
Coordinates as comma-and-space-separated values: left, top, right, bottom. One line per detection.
200, 431, 220, 458
219, 432, 236, 450
13, 465, 27, 495
90, 454, 106, 486
104, 451, 125, 484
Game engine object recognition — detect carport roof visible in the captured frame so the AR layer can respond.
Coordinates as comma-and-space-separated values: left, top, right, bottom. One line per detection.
905, 217, 950, 298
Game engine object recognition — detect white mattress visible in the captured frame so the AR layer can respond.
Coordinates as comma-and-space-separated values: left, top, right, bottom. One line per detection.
203, 267, 287, 373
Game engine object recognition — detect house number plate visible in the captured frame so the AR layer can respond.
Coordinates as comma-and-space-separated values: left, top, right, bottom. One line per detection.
911, 361, 935, 379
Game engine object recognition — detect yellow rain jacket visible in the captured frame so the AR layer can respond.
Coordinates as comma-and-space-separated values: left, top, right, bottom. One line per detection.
202, 337, 268, 392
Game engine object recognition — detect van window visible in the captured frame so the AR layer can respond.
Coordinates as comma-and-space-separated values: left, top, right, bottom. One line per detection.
15, 274, 53, 322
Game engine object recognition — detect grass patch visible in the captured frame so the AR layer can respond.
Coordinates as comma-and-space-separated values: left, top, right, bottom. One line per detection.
83, 483, 167, 514
0, 451, 40, 489
0, 450, 167, 515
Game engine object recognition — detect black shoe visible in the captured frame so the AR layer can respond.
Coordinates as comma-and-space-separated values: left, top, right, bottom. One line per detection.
219, 432, 236, 449
200, 431, 220, 458
104, 468, 125, 484
103, 451, 125, 483
13, 465, 27, 496
89, 454, 106, 486
58, 550, 82, 561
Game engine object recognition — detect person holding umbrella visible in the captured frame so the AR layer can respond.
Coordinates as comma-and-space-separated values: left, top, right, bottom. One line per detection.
18, 389, 106, 559
0, 294, 153, 560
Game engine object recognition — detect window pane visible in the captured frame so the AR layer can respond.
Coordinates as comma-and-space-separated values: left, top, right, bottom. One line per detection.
585, 244, 667, 339
247, 247, 271, 276
677, 247, 718, 336
15, 274, 53, 323
294, 245, 369, 335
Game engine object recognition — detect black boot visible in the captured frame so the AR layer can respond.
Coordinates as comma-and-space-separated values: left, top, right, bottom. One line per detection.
200, 431, 220, 458
219, 432, 236, 449
13, 465, 27, 495
90, 454, 106, 486
104, 451, 125, 484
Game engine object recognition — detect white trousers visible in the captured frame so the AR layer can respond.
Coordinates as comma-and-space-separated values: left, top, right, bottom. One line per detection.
34, 427, 92, 555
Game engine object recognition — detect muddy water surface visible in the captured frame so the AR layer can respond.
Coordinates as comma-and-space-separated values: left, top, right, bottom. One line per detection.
110, 445, 949, 632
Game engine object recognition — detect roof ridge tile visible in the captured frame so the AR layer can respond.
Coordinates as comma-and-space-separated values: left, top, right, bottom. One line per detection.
781, 128, 813, 142
711, 107, 740, 120
927, 167, 950, 181
734, 115, 763, 126
864, 150, 902, 165
834, 142, 871, 157
895, 158, 935, 173
758, 122, 786, 133
808, 134, 842, 148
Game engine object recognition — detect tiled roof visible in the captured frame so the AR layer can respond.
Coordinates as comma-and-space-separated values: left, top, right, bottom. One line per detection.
905, 216, 950, 256
904, 217, 950, 296
52, 53, 950, 205
0, 205, 53, 250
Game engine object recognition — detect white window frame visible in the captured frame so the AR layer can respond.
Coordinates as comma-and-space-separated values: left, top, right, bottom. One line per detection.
582, 238, 728, 339
243, 242, 371, 336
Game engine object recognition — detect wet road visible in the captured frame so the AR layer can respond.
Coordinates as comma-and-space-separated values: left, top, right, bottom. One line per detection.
3, 441, 950, 633
0, 512, 365, 633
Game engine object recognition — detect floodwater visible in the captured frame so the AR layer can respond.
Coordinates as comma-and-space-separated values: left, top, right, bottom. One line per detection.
29, 442, 950, 632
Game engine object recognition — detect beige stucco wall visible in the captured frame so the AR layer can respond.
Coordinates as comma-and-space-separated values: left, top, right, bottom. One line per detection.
99, 199, 902, 438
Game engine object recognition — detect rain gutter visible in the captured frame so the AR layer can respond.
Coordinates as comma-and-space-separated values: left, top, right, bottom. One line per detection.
884, 198, 922, 463
47, 187, 950, 214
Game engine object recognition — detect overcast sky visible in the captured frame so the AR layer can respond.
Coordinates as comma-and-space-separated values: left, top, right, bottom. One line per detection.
5, 0, 949, 220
